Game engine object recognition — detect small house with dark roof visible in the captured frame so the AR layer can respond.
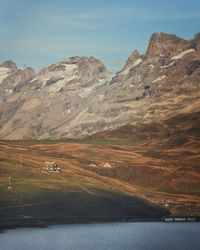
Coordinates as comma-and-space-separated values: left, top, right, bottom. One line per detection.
42, 161, 61, 173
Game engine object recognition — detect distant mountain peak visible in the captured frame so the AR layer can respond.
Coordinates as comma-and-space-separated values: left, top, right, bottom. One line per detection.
0, 60, 17, 70
145, 32, 190, 58
123, 50, 143, 70
194, 32, 200, 40
0, 32, 199, 139
193, 32, 200, 51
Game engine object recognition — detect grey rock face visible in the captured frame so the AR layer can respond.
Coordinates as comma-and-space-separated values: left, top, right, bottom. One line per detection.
0, 60, 17, 70
145, 32, 191, 58
0, 56, 111, 139
193, 32, 200, 51
0, 32, 199, 139
123, 50, 142, 69
2, 67, 35, 89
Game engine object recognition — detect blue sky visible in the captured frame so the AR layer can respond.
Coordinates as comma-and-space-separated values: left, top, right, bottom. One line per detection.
0, 0, 200, 72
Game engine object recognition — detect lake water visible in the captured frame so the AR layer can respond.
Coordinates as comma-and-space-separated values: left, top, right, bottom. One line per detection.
0, 222, 199, 250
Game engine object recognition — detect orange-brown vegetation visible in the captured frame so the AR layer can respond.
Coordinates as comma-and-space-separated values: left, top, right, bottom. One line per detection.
0, 134, 199, 217
0, 111, 199, 220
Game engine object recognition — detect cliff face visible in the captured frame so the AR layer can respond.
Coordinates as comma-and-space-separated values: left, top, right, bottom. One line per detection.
145, 32, 191, 58
0, 32, 200, 139
0, 57, 111, 139
81, 32, 200, 137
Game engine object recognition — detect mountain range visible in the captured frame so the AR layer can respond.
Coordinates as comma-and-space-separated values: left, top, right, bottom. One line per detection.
0, 32, 200, 220
0, 32, 200, 140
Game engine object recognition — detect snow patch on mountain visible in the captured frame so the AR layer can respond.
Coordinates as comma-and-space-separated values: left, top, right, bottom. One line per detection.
160, 62, 176, 69
121, 58, 143, 76
153, 75, 166, 83
171, 49, 195, 60
0, 67, 11, 84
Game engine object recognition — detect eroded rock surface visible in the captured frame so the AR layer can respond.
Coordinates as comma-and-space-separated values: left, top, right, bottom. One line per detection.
0, 32, 199, 139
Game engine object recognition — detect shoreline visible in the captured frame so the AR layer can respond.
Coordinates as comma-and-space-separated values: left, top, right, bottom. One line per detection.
1, 216, 199, 232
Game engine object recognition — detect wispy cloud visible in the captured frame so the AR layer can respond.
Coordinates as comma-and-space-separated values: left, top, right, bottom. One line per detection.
0, 36, 128, 56
1, 0, 200, 71
73, 7, 200, 21
1, 2, 200, 35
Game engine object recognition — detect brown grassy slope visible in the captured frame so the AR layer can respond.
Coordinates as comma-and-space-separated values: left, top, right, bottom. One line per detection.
90, 112, 200, 141
0, 141, 169, 222
0, 137, 199, 217
0, 111, 199, 218
86, 111, 200, 216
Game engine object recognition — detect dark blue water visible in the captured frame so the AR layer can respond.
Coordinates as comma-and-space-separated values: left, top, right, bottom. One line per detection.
0, 222, 199, 250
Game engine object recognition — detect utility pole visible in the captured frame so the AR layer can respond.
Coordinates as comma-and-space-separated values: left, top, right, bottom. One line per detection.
16, 151, 18, 168
20, 155, 23, 168
8, 176, 12, 190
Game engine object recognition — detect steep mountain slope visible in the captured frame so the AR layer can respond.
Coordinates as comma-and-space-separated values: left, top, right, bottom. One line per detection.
86, 110, 200, 216
87, 32, 200, 136
0, 32, 200, 139
0, 57, 111, 139
1, 32, 199, 223
90, 111, 200, 143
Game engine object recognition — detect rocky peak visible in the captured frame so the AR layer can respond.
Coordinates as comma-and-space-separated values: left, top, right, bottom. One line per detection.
77, 56, 111, 81
0, 60, 17, 70
40, 56, 109, 76
33, 56, 112, 95
1, 67, 35, 89
193, 32, 200, 51
0, 32, 199, 140
69, 56, 109, 75
123, 50, 142, 70
145, 32, 191, 58
194, 32, 200, 41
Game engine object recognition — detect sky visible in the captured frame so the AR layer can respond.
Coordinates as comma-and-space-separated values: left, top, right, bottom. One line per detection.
0, 0, 200, 72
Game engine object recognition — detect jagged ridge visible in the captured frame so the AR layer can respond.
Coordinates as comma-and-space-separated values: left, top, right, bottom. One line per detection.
0, 32, 200, 139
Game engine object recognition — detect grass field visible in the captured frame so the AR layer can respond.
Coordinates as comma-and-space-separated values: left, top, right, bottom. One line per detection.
0, 137, 200, 227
